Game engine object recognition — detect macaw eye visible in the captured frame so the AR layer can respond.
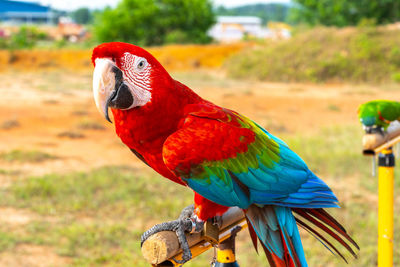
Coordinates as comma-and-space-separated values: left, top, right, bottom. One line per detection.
137, 59, 146, 70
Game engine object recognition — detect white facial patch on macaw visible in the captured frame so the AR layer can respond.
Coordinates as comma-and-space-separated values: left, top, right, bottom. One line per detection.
121, 52, 152, 107
93, 58, 117, 116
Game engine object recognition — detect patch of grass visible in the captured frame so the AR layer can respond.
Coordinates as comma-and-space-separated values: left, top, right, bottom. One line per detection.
0, 166, 197, 265
22, 220, 142, 262
77, 120, 105, 131
0, 230, 17, 252
0, 166, 192, 219
0, 149, 57, 163
0, 119, 20, 130
289, 86, 305, 92
42, 99, 59, 105
171, 70, 251, 92
281, 125, 369, 177
227, 26, 400, 83
391, 72, 400, 83
71, 109, 89, 116
57, 131, 85, 139
264, 121, 289, 133
22, 219, 212, 267
327, 104, 341, 112
29, 71, 92, 93
56, 223, 139, 257
0, 168, 21, 176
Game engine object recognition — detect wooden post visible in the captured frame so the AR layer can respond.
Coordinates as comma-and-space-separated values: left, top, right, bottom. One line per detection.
141, 207, 246, 266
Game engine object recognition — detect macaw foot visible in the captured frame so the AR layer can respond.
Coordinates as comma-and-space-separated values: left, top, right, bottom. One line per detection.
211, 215, 223, 228
141, 204, 204, 264
364, 125, 384, 134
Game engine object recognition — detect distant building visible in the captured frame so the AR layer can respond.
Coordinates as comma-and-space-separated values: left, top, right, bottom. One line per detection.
0, 0, 54, 24
208, 16, 290, 42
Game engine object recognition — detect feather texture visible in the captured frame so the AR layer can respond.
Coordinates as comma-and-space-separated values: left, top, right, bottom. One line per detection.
92, 43, 359, 267
161, 103, 357, 266
358, 100, 400, 129
163, 103, 338, 211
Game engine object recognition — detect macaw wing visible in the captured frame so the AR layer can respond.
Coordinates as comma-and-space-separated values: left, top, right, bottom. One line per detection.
378, 100, 400, 121
163, 103, 338, 209
359, 100, 400, 126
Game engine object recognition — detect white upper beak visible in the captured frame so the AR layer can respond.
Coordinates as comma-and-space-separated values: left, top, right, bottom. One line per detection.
92, 58, 117, 122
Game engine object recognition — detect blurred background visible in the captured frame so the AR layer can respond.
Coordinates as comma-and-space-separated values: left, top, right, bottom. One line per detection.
0, 0, 399, 266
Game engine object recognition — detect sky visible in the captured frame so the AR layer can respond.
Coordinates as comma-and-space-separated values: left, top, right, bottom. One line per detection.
24, 0, 291, 11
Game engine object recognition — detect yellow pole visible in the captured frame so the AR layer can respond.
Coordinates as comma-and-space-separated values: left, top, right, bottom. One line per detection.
214, 226, 240, 267
216, 247, 236, 264
378, 148, 395, 267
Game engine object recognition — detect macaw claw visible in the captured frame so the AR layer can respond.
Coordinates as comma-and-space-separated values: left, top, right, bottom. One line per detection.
140, 204, 204, 264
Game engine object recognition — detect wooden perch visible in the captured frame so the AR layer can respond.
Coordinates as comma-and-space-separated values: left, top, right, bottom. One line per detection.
141, 207, 246, 266
363, 122, 400, 155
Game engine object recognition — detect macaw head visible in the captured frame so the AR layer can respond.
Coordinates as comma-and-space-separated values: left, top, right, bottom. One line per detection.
92, 42, 172, 122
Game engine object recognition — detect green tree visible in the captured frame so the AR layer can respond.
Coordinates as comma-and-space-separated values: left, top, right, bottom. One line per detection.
10, 26, 47, 49
94, 0, 214, 46
215, 4, 290, 24
71, 8, 92, 24
291, 0, 400, 27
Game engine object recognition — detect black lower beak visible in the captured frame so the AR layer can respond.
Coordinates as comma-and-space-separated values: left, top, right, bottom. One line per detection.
105, 89, 117, 123
104, 66, 134, 123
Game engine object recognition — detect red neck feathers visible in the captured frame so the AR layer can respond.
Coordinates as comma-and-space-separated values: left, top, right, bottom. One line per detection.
112, 79, 204, 181
94, 42, 205, 184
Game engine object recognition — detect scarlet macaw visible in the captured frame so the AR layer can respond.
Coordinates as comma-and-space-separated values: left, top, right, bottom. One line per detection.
92, 42, 358, 266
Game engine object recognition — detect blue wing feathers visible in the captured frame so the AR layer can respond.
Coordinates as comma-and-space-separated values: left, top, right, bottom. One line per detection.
186, 171, 252, 208
170, 115, 341, 265
182, 120, 338, 209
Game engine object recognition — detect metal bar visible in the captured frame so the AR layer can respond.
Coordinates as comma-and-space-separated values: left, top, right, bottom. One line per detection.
372, 155, 376, 177
374, 135, 400, 154
169, 219, 247, 265
214, 226, 241, 267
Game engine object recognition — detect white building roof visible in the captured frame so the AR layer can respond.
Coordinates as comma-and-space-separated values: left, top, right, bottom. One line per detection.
216, 16, 262, 25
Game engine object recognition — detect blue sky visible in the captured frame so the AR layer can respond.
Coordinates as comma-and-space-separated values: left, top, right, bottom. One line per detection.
26, 0, 291, 11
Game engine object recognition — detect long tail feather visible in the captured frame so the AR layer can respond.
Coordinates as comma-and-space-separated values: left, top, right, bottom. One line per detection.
244, 206, 358, 266
282, 229, 301, 267
259, 235, 294, 267
293, 208, 359, 260
246, 205, 307, 267
296, 217, 348, 263
246, 217, 259, 254
293, 209, 357, 257
260, 239, 280, 267
308, 208, 359, 249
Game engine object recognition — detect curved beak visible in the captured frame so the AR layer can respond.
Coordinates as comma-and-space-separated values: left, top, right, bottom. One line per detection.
92, 58, 134, 123
93, 58, 117, 123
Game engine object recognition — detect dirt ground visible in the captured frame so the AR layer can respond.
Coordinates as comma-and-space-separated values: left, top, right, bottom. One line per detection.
0, 70, 396, 174
0, 68, 398, 266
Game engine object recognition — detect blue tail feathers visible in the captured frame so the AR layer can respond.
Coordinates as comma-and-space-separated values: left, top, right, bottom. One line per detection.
246, 205, 308, 267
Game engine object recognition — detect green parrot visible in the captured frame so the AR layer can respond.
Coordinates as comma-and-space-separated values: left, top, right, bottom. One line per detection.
358, 100, 400, 130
